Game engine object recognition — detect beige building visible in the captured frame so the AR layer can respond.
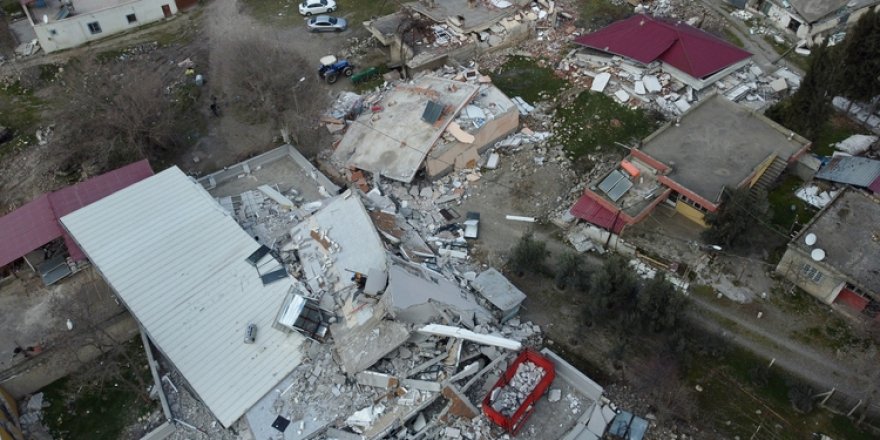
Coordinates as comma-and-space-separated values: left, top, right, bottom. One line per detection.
776, 189, 880, 316
21, 0, 181, 53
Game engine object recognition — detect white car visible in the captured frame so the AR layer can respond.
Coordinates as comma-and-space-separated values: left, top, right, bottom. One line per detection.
299, 0, 336, 16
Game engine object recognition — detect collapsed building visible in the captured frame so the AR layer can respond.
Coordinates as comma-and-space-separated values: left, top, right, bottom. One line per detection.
573, 14, 752, 92
44, 143, 634, 438
330, 73, 520, 183
364, 0, 555, 72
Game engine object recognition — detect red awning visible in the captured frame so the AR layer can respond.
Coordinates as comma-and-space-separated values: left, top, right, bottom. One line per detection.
0, 160, 153, 267
0, 194, 63, 268
573, 14, 752, 79
570, 193, 625, 234
869, 175, 880, 195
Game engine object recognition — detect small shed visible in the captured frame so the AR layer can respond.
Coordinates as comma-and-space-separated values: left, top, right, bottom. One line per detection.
471, 268, 527, 322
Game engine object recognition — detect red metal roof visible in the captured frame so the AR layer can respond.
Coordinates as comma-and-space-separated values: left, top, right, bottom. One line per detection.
573, 14, 752, 79
0, 160, 153, 268
870, 175, 880, 194
570, 193, 626, 234
0, 194, 64, 268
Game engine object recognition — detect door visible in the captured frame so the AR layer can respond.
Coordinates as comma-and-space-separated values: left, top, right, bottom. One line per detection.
162, 4, 172, 17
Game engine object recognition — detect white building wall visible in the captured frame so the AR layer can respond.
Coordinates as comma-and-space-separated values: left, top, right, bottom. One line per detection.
31, 0, 177, 53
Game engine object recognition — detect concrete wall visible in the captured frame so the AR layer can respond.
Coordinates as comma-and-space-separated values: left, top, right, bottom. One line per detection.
28, 0, 177, 53
426, 106, 519, 178
675, 199, 708, 227
776, 246, 847, 304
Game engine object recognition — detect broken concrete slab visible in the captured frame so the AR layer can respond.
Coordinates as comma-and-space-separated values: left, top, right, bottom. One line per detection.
334, 320, 412, 374
356, 371, 399, 389
417, 324, 522, 350
634, 81, 646, 95
614, 90, 630, 103
471, 268, 527, 322
332, 76, 479, 183
590, 72, 611, 93
642, 75, 662, 93
442, 385, 480, 419
446, 122, 476, 144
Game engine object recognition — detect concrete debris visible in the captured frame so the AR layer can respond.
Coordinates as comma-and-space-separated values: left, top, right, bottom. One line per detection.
489, 361, 546, 416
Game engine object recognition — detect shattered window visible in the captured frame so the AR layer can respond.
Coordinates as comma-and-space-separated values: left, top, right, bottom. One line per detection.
801, 263, 824, 283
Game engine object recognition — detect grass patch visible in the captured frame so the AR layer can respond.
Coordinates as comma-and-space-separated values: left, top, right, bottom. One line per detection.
42, 339, 155, 440
812, 112, 867, 156
554, 91, 660, 158
762, 35, 811, 72
792, 317, 872, 352
722, 27, 745, 48
687, 345, 875, 439
767, 174, 816, 231
337, 0, 397, 24
770, 286, 816, 315
575, 0, 631, 29
0, 81, 43, 157
491, 56, 567, 104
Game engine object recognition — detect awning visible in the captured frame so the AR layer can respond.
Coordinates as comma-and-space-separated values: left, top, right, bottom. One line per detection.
570, 193, 625, 234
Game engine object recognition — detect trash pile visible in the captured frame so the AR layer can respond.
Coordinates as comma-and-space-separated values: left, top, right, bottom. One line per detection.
489, 361, 546, 416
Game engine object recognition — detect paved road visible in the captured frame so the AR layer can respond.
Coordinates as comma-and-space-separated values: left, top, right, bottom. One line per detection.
699, 0, 805, 76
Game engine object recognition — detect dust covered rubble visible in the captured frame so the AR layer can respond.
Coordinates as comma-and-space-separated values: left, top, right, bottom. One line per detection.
488, 360, 546, 416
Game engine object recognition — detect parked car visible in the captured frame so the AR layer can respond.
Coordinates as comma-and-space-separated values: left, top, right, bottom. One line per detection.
307, 15, 347, 33
299, 0, 336, 16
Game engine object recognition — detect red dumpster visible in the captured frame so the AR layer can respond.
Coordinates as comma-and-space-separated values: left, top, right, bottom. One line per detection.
482, 349, 556, 435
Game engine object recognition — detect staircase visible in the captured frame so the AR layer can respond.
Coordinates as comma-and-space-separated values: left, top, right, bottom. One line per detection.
750, 155, 788, 199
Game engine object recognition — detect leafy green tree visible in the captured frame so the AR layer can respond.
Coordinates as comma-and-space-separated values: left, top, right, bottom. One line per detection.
554, 252, 589, 290
701, 187, 764, 249
508, 232, 549, 276
636, 275, 689, 333
585, 255, 638, 322
765, 41, 838, 139
836, 9, 880, 109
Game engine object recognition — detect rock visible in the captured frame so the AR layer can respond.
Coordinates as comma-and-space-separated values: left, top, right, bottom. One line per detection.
487, 35, 503, 47
548, 389, 561, 402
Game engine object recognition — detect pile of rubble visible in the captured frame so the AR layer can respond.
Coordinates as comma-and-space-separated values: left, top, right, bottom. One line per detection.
489, 360, 546, 416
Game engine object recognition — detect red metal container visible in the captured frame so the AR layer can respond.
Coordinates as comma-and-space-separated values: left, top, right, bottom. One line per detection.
482, 349, 556, 435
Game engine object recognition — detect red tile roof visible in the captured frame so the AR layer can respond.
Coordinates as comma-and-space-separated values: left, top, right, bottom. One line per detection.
0, 160, 153, 268
573, 14, 752, 79
570, 193, 626, 234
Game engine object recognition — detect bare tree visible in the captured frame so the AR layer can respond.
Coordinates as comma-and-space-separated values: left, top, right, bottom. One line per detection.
226, 37, 326, 146
49, 275, 151, 404
52, 59, 190, 174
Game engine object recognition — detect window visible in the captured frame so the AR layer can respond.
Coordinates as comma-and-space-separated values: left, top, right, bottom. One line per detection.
126, 14, 137, 24
801, 263, 824, 283
87, 22, 102, 34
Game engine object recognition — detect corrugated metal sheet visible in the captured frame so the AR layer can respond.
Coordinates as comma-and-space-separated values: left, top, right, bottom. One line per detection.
0, 160, 153, 268
816, 156, 880, 187
0, 194, 61, 268
869, 175, 880, 194
60, 167, 304, 428
570, 194, 626, 234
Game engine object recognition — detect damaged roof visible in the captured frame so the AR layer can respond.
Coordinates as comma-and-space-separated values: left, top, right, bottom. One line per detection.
816, 156, 880, 188
331, 76, 479, 183
574, 14, 751, 79
0, 160, 153, 268
60, 167, 305, 428
792, 189, 880, 295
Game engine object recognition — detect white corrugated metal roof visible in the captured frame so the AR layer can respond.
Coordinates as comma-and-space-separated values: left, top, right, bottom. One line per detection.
60, 167, 304, 428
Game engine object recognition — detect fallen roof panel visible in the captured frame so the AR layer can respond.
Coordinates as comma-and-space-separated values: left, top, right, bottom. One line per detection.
60, 167, 304, 427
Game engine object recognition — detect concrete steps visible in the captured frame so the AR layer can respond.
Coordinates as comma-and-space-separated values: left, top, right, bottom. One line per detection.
750, 156, 788, 199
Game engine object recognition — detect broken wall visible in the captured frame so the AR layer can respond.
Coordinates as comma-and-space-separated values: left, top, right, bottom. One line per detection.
427, 107, 519, 179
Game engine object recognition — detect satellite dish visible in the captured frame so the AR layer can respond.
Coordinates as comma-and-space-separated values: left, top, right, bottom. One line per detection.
811, 249, 825, 262
805, 233, 817, 246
